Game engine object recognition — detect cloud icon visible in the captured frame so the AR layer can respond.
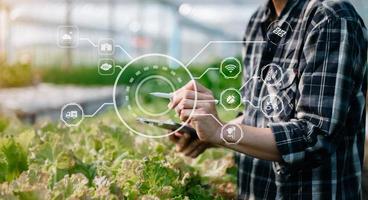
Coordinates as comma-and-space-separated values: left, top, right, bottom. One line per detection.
62, 33, 72, 41
100, 63, 113, 71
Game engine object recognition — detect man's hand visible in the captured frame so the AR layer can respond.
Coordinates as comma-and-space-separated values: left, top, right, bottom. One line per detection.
167, 81, 281, 161
168, 132, 213, 158
168, 80, 223, 144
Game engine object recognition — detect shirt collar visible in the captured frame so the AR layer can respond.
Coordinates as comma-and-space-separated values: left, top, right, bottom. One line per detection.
260, 0, 304, 23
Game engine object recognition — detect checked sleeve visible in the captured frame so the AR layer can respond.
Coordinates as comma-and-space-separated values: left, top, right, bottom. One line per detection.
269, 16, 367, 170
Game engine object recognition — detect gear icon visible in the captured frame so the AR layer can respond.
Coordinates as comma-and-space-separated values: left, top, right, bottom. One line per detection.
220, 88, 242, 111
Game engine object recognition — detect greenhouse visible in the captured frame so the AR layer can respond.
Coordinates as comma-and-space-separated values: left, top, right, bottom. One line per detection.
0, 0, 367, 199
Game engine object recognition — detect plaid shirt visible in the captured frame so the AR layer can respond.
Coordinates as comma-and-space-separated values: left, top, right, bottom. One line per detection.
238, 0, 367, 199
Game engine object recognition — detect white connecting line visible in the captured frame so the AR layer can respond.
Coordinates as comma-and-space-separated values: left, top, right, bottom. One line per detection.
80, 37, 98, 47
194, 97, 258, 109
194, 96, 259, 109
85, 102, 115, 118
185, 40, 266, 68
239, 76, 261, 109
193, 68, 219, 80
116, 65, 123, 70
115, 45, 133, 60
242, 98, 259, 109
196, 99, 219, 104
239, 76, 260, 91
191, 113, 224, 126
79, 38, 133, 60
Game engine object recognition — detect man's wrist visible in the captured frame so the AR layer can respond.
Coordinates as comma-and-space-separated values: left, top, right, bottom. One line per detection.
216, 123, 244, 147
208, 122, 227, 147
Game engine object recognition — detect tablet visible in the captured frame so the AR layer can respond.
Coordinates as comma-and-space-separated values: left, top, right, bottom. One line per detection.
137, 117, 198, 139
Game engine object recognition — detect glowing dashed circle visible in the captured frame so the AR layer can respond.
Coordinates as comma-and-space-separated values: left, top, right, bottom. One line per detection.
135, 75, 176, 117
113, 53, 197, 139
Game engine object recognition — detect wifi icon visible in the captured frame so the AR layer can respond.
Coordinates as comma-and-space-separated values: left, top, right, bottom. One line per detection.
220, 57, 242, 79
225, 64, 237, 73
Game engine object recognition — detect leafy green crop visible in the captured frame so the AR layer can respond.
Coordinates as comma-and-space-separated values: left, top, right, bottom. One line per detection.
0, 110, 236, 199
0, 130, 34, 182
0, 63, 34, 88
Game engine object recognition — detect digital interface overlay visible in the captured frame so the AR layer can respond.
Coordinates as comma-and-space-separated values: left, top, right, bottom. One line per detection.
58, 20, 293, 144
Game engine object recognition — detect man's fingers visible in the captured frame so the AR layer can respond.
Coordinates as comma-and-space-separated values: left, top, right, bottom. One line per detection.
175, 99, 195, 116
188, 144, 208, 158
178, 99, 196, 109
178, 108, 209, 123
179, 99, 213, 109
175, 100, 211, 117
176, 132, 192, 152
169, 90, 213, 109
169, 90, 194, 109
174, 132, 183, 137
179, 109, 193, 122
183, 140, 201, 156
169, 133, 179, 143
182, 80, 212, 94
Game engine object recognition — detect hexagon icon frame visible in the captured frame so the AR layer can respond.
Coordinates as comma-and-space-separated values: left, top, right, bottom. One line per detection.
260, 95, 284, 118
60, 103, 85, 127
260, 63, 284, 87
98, 58, 116, 76
220, 57, 242, 79
220, 88, 242, 111
220, 123, 244, 145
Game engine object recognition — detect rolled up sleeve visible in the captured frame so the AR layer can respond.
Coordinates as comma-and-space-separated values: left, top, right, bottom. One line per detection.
269, 16, 366, 170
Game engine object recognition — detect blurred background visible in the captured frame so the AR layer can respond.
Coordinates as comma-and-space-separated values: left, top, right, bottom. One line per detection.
0, 0, 364, 67
0, 0, 272, 122
0, 0, 367, 197
0, 0, 367, 151
0, 0, 366, 131
0, 0, 263, 67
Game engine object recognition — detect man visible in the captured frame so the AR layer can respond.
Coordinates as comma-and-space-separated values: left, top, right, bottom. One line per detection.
168, 0, 367, 199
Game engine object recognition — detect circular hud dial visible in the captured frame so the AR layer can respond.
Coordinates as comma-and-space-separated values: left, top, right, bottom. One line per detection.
113, 54, 197, 138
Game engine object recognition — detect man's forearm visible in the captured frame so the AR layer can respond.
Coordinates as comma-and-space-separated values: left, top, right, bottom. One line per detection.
228, 115, 244, 124
216, 123, 282, 162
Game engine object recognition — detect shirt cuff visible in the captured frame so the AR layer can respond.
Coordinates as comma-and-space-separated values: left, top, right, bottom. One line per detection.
268, 121, 308, 169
